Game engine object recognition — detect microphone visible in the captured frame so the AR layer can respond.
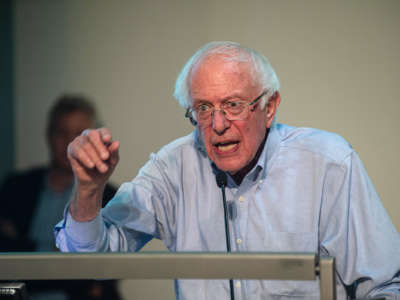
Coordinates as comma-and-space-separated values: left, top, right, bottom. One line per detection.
216, 172, 230, 252
216, 171, 227, 189
216, 171, 235, 300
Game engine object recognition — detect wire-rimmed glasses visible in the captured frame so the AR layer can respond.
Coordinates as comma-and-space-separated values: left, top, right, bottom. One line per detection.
185, 90, 267, 126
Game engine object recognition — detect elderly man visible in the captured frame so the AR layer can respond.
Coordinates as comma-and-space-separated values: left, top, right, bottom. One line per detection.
56, 42, 400, 299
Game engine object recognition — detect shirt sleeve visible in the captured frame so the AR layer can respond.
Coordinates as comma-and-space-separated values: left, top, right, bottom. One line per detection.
55, 210, 109, 252
319, 151, 400, 299
55, 152, 177, 253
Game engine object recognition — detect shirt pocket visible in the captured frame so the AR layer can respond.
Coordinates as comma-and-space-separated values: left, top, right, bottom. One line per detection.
260, 231, 317, 252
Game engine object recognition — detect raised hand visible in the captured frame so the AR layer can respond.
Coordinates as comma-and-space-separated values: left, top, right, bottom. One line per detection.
67, 128, 120, 221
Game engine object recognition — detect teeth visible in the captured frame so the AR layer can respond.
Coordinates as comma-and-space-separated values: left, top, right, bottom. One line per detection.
217, 143, 237, 151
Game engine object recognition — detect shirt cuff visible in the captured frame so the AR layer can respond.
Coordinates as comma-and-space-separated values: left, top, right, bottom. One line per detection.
65, 211, 104, 244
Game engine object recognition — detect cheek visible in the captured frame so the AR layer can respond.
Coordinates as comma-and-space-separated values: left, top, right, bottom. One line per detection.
243, 120, 266, 151
243, 123, 258, 145
201, 129, 214, 152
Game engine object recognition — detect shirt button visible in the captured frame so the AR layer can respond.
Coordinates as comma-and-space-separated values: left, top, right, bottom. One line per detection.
238, 196, 245, 202
236, 238, 242, 244
236, 281, 241, 288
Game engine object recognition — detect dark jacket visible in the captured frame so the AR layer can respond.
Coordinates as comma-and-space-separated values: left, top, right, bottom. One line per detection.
0, 167, 116, 251
0, 167, 121, 300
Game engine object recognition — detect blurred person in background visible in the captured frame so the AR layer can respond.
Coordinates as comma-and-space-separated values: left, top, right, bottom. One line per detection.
0, 94, 121, 300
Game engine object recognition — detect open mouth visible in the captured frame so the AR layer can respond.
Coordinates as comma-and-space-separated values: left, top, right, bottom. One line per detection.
214, 141, 239, 153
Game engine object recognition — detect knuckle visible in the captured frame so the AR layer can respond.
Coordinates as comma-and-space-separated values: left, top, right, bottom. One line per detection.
67, 142, 73, 152
76, 135, 87, 147
81, 129, 91, 136
100, 127, 111, 138
81, 141, 92, 151
67, 139, 81, 155
67, 144, 75, 157
75, 148, 86, 160
88, 129, 99, 140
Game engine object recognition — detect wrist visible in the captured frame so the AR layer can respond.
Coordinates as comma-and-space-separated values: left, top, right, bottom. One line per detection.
69, 183, 105, 222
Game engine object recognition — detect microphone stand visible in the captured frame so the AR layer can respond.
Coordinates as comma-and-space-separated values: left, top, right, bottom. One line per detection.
216, 172, 235, 300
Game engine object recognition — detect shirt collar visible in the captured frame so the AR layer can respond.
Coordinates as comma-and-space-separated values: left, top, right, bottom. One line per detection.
194, 128, 207, 157
259, 122, 282, 179
235, 122, 282, 183
196, 123, 282, 183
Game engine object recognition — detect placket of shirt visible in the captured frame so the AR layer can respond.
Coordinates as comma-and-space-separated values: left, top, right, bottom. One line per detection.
226, 171, 262, 299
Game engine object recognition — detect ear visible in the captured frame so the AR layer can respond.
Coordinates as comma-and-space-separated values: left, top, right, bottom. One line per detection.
265, 92, 281, 128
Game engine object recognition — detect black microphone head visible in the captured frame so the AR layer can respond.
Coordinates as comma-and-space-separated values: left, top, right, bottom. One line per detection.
216, 171, 227, 188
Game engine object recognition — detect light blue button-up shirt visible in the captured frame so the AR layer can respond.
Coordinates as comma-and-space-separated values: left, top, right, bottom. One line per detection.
55, 123, 400, 299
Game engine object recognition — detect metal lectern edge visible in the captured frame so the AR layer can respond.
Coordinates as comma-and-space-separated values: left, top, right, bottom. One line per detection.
0, 252, 316, 280
0, 252, 335, 299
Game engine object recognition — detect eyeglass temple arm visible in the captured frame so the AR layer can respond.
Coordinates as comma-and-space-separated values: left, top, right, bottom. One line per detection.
185, 108, 197, 126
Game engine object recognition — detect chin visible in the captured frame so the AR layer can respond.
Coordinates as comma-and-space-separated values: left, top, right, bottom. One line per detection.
214, 160, 244, 174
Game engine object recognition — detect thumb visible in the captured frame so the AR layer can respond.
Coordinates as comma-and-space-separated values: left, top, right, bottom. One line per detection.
108, 140, 120, 166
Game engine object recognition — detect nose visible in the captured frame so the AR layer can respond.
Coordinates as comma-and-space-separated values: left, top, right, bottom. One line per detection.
212, 109, 231, 134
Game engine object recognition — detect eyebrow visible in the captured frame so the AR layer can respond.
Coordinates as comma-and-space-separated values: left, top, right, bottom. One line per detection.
193, 93, 246, 105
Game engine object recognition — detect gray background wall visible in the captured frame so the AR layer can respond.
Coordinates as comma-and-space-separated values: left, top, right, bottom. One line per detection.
13, 1, 400, 299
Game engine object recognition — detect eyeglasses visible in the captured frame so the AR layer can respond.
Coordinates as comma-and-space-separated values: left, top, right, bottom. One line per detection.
185, 91, 267, 126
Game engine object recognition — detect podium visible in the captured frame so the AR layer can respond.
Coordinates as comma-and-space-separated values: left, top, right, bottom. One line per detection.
0, 252, 336, 299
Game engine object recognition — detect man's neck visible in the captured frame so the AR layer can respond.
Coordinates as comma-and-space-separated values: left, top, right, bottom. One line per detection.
231, 129, 269, 185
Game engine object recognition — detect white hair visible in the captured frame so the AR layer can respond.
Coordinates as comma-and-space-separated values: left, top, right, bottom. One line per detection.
173, 41, 280, 110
